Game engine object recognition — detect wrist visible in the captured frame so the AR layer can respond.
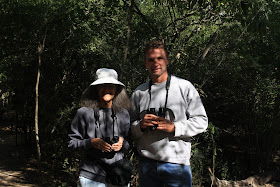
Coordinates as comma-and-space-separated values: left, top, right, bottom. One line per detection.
139, 119, 146, 132
119, 137, 124, 143
172, 122, 175, 134
90, 138, 95, 147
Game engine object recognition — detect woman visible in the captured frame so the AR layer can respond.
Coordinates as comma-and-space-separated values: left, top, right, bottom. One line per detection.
68, 68, 132, 187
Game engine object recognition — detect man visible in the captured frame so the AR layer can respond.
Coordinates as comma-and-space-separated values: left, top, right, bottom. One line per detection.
130, 41, 208, 187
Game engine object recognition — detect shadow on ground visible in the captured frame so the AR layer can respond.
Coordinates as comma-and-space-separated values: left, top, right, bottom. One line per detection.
0, 121, 39, 187
0, 122, 77, 187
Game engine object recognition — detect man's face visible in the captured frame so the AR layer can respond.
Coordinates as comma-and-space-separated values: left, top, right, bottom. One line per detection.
144, 48, 169, 80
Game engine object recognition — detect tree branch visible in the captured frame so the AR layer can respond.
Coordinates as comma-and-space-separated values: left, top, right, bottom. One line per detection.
189, 29, 219, 79
132, 3, 160, 36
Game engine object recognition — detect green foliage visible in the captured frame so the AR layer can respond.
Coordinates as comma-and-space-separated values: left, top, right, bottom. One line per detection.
0, 0, 279, 185
191, 123, 223, 185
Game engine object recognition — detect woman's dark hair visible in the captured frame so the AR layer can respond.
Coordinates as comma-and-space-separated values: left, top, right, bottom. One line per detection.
79, 85, 131, 112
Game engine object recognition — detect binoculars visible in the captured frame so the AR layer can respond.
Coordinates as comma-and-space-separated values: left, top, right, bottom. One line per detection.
102, 136, 119, 158
103, 136, 119, 145
146, 108, 166, 131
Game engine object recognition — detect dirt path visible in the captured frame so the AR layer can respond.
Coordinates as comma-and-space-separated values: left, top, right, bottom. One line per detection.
0, 123, 39, 187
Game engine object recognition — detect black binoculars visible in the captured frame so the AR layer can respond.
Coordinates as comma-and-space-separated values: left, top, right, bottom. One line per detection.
104, 136, 119, 145
102, 136, 119, 158
146, 108, 166, 131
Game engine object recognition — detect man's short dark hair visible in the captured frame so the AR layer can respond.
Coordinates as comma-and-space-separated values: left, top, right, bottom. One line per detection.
144, 41, 169, 59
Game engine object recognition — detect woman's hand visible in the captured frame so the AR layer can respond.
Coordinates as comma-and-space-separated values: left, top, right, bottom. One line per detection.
91, 138, 112, 152
111, 137, 124, 152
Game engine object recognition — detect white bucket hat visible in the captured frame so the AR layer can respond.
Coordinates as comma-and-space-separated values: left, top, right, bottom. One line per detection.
90, 68, 125, 87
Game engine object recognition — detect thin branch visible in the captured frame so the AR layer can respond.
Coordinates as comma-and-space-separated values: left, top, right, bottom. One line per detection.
237, 3, 266, 41
164, 11, 196, 29
189, 28, 219, 79
132, 3, 160, 36
200, 55, 225, 89
167, 1, 177, 33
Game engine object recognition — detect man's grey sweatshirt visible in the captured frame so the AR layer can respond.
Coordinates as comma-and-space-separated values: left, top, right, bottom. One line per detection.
130, 75, 208, 165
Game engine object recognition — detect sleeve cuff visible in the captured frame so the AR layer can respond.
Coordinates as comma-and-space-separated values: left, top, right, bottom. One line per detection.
174, 122, 182, 137
85, 138, 92, 149
131, 120, 144, 139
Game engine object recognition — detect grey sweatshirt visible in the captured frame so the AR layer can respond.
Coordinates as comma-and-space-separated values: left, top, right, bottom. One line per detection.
130, 75, 208, 165
68, 107, 130, 182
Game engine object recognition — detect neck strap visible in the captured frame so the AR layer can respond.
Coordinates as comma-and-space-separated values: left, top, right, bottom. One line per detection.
148, 74, 171, 110
94, 108, 117, 139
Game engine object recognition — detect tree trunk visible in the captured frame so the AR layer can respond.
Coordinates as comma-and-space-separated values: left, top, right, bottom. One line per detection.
35, 45, 42, 164
35, 36, 46, 165
121, 0, 133, 80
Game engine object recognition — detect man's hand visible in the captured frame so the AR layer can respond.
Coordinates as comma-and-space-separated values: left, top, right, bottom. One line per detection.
156, 117, 175, 133
140, 114, 158, 130
111, 137, 124, 151
140, 114, 175, 133
91, 138, 112, 152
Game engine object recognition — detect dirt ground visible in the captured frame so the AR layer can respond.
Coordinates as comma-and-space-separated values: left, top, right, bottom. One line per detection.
0, 123, 39, 187
0, 119, 79, 187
